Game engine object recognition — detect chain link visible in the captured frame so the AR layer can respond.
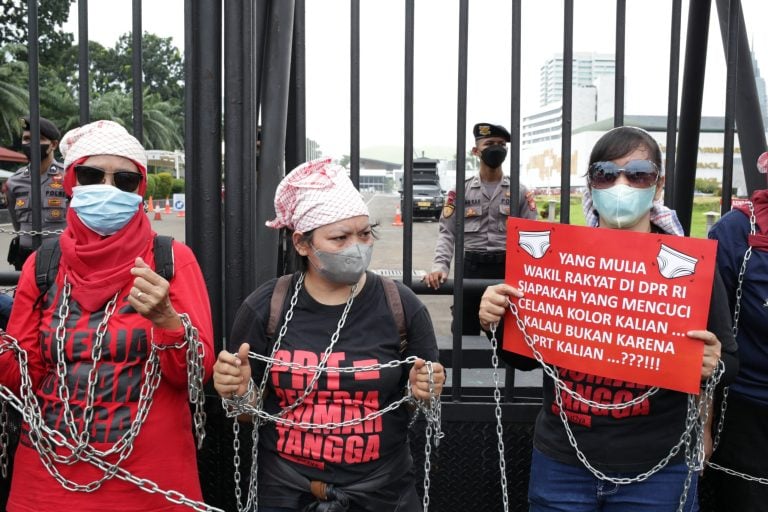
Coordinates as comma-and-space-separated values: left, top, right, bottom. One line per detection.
489, 325, 509, 512
0, 226, 65, 237
222, 272, 443, 510
493, 299, 723, 509
0, 283, 215, 509
0, 396, 8, 478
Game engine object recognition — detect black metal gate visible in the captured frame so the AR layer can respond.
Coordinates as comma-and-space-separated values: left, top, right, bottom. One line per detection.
1, 1, 766, 510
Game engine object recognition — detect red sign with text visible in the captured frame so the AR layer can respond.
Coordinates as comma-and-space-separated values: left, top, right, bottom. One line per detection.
503, 218, 717, 394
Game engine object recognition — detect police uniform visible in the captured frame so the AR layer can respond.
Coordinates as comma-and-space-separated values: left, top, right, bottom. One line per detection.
431, 122, 538, 335
5, 161, 67, 269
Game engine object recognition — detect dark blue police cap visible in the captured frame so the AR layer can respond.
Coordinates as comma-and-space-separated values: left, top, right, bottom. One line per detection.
473, 122, 511, 142
21, 116, 61, 141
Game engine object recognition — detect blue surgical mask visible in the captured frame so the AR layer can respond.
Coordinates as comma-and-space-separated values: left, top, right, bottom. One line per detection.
70, 184, 142, 236
311, 243, 373, 285
591, 184, 656, 229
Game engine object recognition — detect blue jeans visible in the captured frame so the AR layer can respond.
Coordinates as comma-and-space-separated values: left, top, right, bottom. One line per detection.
528, 448, 699, 512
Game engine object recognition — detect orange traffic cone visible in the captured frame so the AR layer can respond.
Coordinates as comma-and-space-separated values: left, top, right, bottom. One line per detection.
164, 198, 171, 214
147, 196, 155, 213
177, 210, 185, 218
392, 206, 403, 226
154, 211, 162, 221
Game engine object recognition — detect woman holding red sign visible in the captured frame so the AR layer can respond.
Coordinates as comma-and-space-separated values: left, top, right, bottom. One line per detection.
479, 126, 738, 511
705, 151, 768, 511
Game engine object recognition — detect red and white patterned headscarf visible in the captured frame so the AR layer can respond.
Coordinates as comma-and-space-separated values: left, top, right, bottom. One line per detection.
757, 151, 768, 175
267, 158, 369, 233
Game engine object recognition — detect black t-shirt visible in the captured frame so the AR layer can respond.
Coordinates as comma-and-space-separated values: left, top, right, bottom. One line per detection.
505, 268, 738, 473
228, 271, 438, 497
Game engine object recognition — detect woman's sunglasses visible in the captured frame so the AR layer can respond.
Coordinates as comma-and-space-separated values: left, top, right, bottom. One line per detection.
74, 165, 143, 193
587, 160, 660, 190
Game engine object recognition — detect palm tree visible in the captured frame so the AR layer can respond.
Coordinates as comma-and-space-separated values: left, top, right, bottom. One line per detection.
0, 60, 29, 147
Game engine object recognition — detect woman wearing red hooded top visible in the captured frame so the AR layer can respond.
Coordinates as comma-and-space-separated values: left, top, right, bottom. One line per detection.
0, 120, 215, 512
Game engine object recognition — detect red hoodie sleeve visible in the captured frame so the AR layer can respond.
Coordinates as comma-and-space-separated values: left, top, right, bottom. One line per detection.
152, 242, 215, 387
1, 253, 47, 395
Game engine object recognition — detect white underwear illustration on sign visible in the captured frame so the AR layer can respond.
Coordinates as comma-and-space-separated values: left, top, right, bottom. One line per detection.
518, 230, 552, 259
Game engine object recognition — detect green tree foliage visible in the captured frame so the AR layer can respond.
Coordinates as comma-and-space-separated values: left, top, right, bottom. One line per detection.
172, 178, 185, 194
694, 177, 719, 194
0, 5, 185, 152
85, 33, 183, 102
145, 174, 158, 200
155, 171, 174, 199
0, 0, 75, 68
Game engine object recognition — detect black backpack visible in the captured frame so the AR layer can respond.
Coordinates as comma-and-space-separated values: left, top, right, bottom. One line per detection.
34, 235, 175, 306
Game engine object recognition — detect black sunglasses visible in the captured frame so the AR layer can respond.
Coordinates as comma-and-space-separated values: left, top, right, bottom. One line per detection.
587, 160, 660, 190
74, 165, 143, 193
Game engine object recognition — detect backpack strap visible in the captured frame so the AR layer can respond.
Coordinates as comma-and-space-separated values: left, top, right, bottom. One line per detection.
267, 274, 294, 339
153, 235, 175, 280
33, 235, 174, 309
34, 237, 61, 308
381, 277, 407, 354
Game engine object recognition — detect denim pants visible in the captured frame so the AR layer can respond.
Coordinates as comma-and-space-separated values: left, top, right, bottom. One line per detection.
528, 448, 699, 512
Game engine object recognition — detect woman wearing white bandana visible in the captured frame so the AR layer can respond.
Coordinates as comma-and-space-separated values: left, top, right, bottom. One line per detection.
0, 120, 215, 511
213, 158, 445, 511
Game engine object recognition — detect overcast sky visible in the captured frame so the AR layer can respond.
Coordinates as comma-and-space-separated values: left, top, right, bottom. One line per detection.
64, 0, 768, 159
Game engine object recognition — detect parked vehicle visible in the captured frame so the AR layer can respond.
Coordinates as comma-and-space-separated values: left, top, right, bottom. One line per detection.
400, 157, 445, 221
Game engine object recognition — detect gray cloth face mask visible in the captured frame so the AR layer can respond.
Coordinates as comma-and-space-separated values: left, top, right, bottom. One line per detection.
311, 243, 373, 285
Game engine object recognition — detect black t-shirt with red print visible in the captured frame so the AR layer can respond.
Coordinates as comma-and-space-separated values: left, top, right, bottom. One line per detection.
228, 271, 438, 500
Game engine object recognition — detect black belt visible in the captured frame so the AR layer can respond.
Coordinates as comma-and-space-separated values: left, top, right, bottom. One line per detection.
465, 251, 506, 264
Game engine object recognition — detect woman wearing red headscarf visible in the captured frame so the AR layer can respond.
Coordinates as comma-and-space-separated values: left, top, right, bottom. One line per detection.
0, 120, 215, 511
705, 151, 768, 511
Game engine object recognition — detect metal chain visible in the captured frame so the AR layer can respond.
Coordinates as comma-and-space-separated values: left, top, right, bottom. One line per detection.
0, 397, 8, 478
0, 226, 65, 237
0, 289, 216, 509
494, 299, 723, 502
730, 201, 755, 338
707, 202, 768, 485
54, 279, 119, 460
489, 325, 509, 512
507, 300, 659, 409
223, 273, 443, 509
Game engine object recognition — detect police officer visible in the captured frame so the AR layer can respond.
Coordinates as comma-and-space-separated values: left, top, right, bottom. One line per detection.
423, 122, 538, 335
5, 116, 67, 270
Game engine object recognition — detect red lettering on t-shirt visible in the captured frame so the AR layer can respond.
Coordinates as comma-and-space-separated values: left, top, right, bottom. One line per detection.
352, 359, 380, 380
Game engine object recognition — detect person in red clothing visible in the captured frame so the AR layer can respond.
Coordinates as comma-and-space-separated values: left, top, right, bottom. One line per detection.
0, 120, 215, 512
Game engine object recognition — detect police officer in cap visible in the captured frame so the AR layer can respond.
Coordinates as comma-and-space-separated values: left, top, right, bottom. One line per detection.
5, 116, 67, 270
423, 122, 537, 335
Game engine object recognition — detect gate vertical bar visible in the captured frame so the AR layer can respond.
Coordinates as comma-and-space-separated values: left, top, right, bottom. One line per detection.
223, 0, 255, 341
26, 0, 42, 250
720, 0, 739, 213
715, 0, 768, 196
132, 0, 143, 140
451, 0, 469, 399
185, 0, 223, 344
504, 0, 523, 400
614, 0, 625, 127
350, 0, 360, 187
675, 0, 711, 232
286, 0, 306, 171
664, 0, 682, 207
560, 0, 573, 221
78, 0, 90, 124
256, 0, 296, 286
403, 0, 415, 287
